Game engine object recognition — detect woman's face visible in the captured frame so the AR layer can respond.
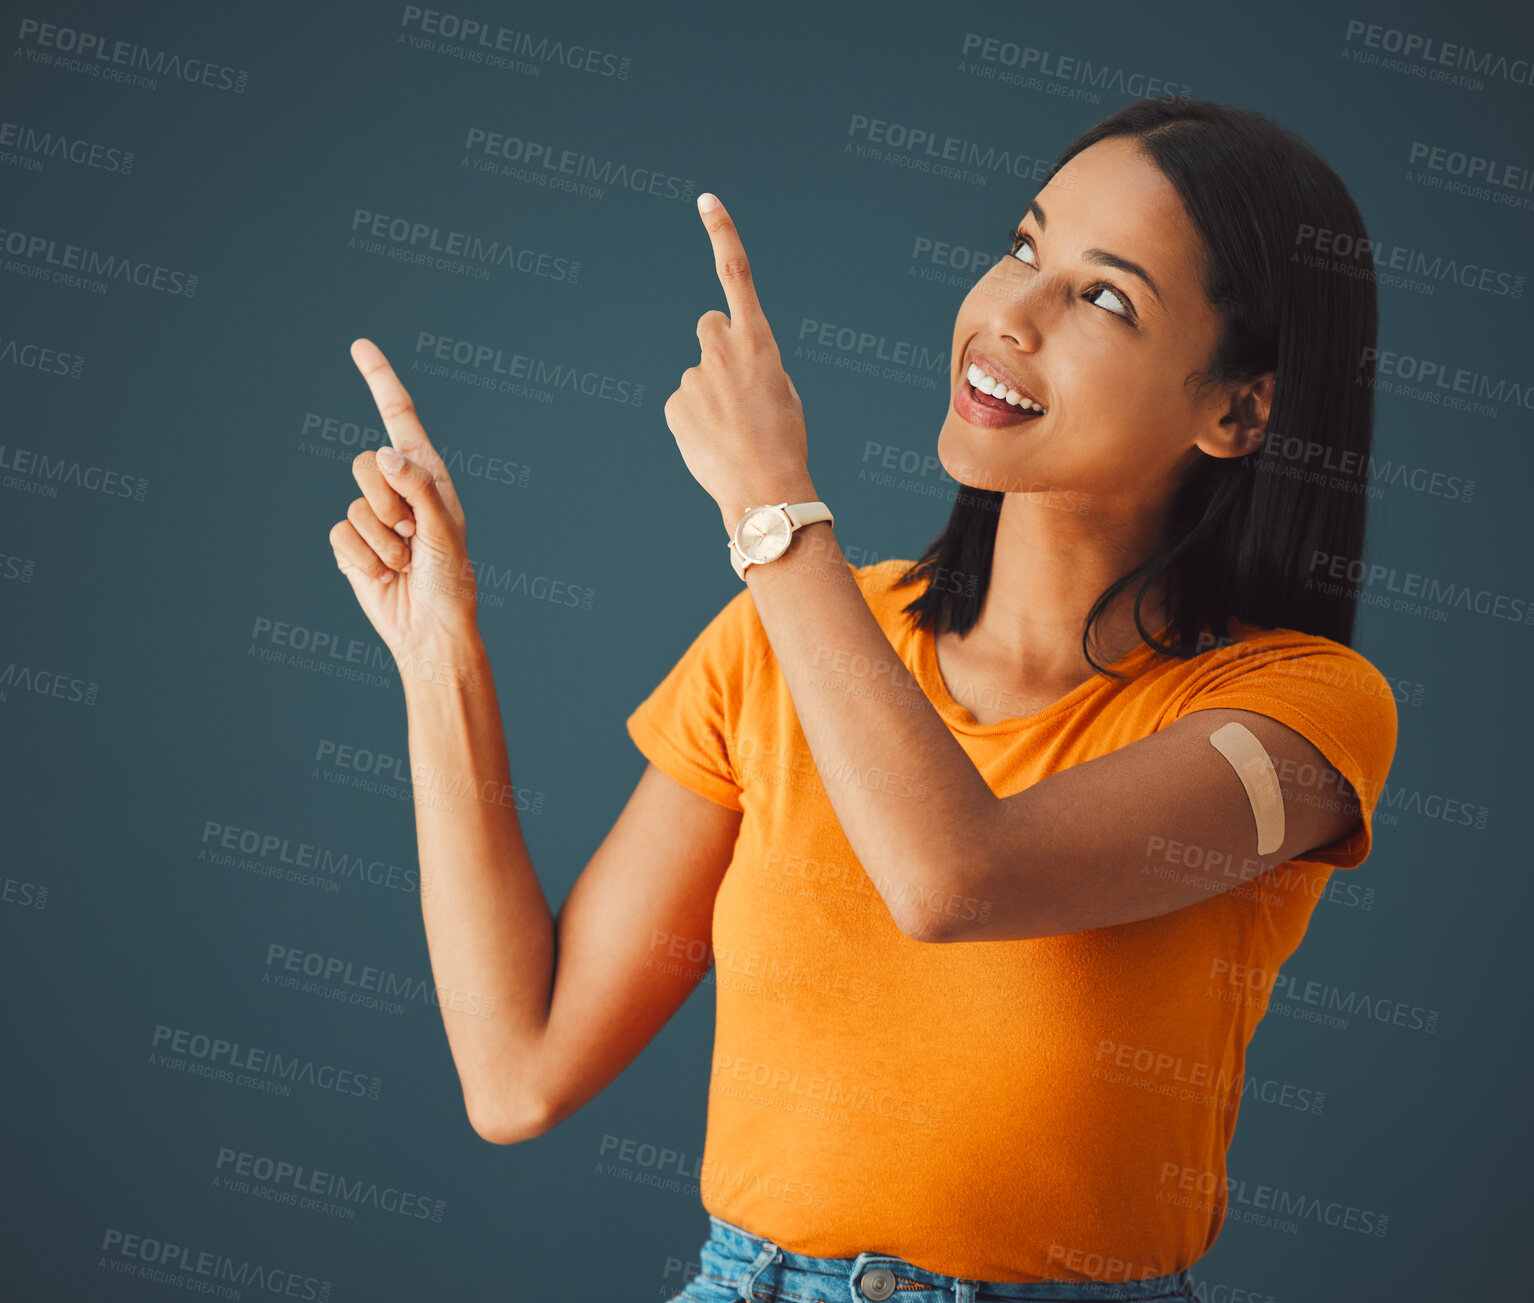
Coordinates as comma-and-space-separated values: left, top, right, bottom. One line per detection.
939, 134, 1242, 516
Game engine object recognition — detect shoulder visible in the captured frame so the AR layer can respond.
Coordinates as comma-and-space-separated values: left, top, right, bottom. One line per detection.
1185, 621, 1397, 708
1173, 621, 1400, 793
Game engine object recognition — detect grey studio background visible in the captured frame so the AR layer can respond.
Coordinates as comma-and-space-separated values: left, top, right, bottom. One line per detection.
1, 0, 1529, 1298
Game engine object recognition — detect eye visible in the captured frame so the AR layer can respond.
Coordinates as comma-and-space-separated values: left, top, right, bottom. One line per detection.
1003, 224, 1136, 324
1088, 285, 1130, 317
1006, 225, 1037, 266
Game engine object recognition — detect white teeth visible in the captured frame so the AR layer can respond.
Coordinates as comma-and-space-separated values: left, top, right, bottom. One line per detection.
966, 362, 1046, 413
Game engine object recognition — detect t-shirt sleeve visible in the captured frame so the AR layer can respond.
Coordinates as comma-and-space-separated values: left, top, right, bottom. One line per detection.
624, 585, 765, 812
1173, 637, 1400, 869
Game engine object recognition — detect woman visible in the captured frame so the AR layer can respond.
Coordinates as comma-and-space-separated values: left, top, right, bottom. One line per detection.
328, 97, 1398, 1300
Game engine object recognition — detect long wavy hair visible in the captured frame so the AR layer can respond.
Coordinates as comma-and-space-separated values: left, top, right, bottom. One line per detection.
894, 97, 1380, 676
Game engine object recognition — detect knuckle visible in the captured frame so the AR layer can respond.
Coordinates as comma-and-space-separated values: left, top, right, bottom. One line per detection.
352, 449, 374, 472
378, 394, 416, 423
346, 496, 372, 525
719, 255, 751, 282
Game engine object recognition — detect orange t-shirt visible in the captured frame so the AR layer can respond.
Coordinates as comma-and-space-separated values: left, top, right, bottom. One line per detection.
624, 557, 1399, 1283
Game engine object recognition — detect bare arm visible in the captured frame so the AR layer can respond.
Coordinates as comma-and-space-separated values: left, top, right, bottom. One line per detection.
534, 758, 741, 1135
329, 338, 741, 1146
399, 631, 552, 1142
736, 526, 1373, 942
403, 638, 740, 1143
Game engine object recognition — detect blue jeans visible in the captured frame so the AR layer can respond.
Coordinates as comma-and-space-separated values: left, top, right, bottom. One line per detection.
667, 1213, 1197, 1302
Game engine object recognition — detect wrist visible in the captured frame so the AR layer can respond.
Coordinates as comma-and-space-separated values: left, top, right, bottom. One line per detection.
395, 627, 491, 697
719, 475, 820, 535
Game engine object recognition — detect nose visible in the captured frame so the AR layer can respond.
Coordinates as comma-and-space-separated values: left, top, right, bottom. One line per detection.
985, 266, 1048, 352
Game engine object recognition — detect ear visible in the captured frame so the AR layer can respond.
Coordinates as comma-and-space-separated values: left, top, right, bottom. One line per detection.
1194, 372, 1274, 461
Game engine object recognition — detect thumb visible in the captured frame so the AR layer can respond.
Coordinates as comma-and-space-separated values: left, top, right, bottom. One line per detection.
375, 447, 457, 543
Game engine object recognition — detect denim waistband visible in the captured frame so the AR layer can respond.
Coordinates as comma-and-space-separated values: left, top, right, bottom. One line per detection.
699, 1213, 1195, 1302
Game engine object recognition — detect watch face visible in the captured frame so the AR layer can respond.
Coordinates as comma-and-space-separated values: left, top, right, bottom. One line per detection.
737, 506, 792, 562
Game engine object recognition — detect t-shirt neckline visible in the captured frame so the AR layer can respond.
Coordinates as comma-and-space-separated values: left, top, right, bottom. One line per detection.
914, 615, 1176, 734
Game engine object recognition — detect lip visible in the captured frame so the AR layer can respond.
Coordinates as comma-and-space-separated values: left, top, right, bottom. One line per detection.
953, 376, 1044, 428
964, 348, 1047, 412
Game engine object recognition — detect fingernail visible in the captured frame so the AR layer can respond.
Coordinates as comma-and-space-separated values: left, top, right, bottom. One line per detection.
393, 518, 415, 537
377, 447, 403, 471
697, 192, 718, 213
381, 570, 394, 584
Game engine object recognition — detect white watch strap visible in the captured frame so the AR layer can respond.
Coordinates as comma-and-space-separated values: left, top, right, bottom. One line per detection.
782, 501, 834, 531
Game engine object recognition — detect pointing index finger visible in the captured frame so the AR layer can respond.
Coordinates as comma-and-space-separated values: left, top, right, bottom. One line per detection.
348, 337, 463, 521
697, 193, 766, 332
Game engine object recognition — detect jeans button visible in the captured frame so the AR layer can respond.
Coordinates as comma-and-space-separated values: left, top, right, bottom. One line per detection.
859, 1267, 896, 1301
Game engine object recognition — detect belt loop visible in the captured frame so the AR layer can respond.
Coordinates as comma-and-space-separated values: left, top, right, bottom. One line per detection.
953, 1280, 976, 1303
735, 1237, 781, 1301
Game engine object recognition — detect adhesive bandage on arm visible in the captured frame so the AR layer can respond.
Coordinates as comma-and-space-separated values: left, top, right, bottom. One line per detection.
1207, 721, 1286, 855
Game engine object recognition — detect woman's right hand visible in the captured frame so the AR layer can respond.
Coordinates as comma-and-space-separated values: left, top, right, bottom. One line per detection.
328, 338, 479, 657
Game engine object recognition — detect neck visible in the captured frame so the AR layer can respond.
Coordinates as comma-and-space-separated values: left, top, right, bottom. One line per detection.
961, 490, 1173, 683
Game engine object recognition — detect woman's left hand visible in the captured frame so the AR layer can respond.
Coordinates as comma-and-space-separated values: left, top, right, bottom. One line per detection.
663, 193, 818, 533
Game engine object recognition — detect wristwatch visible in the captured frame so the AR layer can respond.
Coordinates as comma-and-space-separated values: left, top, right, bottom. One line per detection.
727, 500, 834, 580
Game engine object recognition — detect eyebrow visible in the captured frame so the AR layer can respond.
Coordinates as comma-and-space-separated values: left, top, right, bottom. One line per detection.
1028, 198, 1164, 308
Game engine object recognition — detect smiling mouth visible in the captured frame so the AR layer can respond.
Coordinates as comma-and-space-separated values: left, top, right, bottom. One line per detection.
958, 379, 1049, 427
963, 359, 1048, 416
966, 380, 1044, 417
